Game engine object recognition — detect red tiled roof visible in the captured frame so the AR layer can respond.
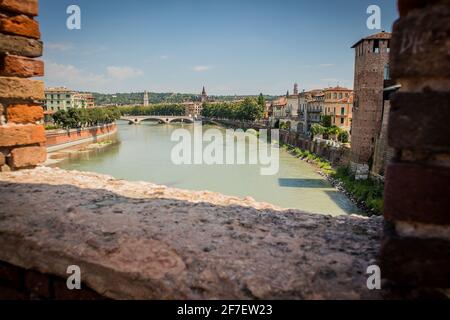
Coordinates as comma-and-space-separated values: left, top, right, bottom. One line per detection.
324, 86, 353, 92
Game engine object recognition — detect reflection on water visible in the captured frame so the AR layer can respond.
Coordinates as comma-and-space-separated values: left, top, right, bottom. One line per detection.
57, 121, 362, 216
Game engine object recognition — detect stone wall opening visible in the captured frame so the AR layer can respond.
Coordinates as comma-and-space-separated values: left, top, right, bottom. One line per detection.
0, 0, 448, 300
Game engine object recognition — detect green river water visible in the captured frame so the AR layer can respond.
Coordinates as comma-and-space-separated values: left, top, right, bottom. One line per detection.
58, 121, 361, 216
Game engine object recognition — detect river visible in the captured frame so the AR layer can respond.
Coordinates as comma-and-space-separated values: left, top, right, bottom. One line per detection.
57, 121, 362, 216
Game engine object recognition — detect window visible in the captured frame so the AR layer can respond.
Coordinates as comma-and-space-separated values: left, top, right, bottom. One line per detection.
384, 64, 391, 80
339, 93, 343, 99
341, 118, 345, 125
341, 107, 345, 115
373, 40, 380, 53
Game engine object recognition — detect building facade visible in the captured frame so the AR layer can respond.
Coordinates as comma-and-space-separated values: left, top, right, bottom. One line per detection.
306, 90, 325, 128
350, 31, 391, 179
271, 96, 287, 119
44, 88, 95, 113
184, 102, 203, 117
323, 87, 353, 132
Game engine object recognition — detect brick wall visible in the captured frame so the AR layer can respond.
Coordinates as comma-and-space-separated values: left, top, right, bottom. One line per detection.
380, 0, 450, 298
46, 123, 117, 147
350, 33, 391, 179
0, 0, 46, 171
0, 261, 105, 300
279, 130, 350, 167
372, 100, 395, 178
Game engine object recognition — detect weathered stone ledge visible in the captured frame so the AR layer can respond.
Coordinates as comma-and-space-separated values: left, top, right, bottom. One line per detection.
0, 167, 384, 299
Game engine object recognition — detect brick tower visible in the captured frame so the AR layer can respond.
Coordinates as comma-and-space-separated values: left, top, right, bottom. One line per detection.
350, 31, 391, 179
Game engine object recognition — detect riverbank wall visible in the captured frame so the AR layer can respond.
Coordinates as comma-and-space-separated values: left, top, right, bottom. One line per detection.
279, 130, 350, 167
46, 123, 117, 153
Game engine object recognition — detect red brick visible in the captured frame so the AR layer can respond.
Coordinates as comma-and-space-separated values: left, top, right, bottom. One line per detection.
397, 0, 425, 17
0, 124, 46, 147
0, 76, 44, 100
0, 54, 43, 77
384, 162, 450, 225
0, 33, 42, 57
24, 270, 50, 298
0, 13, 40, 39
380, 235, 450, 288
0, 0, 39, 16
53, 279, 105, 300
9, 145, 46, 168
0, 285, 28, 300
0, 261, 23, 288
391, 3, 450, 79
397, 0, 446, 17
389, 91, 450, 152
6, 104, 43, 123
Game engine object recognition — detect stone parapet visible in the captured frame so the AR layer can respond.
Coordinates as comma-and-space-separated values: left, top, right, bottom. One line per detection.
0, 167, 384, 300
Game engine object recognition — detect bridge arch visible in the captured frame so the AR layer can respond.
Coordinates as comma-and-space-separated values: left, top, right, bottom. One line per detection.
119, 116, 195, 125
168, 117, 194, 124
140, 118, 167, 124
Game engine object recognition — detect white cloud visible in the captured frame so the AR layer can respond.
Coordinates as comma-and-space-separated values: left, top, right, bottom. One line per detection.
160, 55, 169, 60
46, 62, 108, 88
106, 66, 143, 81
46, 42, 73, 51
45, 61, 143, 91
192, 65, 213, 72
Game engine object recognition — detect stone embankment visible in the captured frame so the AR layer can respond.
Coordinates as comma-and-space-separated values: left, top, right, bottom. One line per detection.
0, 167, 384, 300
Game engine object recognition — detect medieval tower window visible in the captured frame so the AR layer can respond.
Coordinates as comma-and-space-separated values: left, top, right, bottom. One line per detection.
373, 39, 380, 53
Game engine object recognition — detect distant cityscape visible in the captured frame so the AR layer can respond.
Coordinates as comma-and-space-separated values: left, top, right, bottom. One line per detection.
42, 31, 396, 181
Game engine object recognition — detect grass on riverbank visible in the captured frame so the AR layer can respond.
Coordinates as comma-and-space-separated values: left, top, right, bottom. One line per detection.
282, 143, 384, 215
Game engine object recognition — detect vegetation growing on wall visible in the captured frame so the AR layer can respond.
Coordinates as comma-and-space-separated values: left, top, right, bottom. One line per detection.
282, 143, 383, 215
310, 116, 350, 143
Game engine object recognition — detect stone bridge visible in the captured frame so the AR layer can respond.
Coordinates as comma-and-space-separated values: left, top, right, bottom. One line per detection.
120, 115, 195, 124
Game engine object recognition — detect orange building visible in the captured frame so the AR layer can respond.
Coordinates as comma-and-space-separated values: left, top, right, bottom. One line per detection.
323, 87, 353, 131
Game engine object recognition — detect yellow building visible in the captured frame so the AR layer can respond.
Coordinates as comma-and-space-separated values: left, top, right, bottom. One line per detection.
323, 87, 353, 131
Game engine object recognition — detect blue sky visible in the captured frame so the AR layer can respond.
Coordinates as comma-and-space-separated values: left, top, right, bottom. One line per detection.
39, 0, 398, 95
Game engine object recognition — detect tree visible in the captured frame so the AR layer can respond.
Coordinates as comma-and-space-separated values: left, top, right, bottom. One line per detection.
338, 130, 350, 143
321, 115, 332, 128
311, 124, 326, 138
257, 93, 266, 108
51, 107, 121, 129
